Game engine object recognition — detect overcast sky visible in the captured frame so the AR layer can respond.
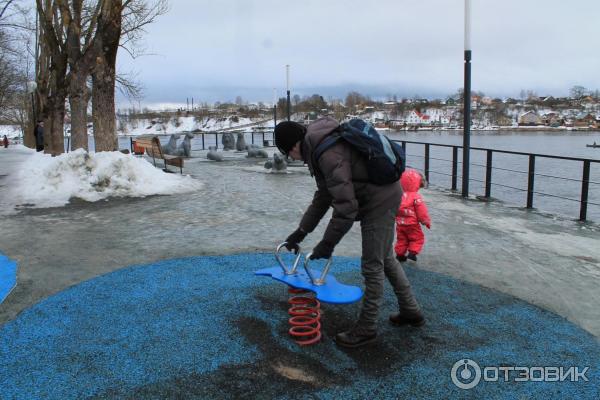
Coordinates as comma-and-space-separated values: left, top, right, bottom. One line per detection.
116, 0, 600, 107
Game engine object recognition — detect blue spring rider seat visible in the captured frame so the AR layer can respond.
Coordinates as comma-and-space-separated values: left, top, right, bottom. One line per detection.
255, 243, 363, 304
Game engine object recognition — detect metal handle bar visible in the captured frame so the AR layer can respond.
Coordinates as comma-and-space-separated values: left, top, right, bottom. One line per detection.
303, 253, 333, 286
275, 242, 302, 275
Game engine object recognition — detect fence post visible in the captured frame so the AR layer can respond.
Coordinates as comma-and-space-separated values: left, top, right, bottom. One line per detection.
130, 137, 134, 153
580, 160, 590, 221
527, 154, 535, 208
201, 133, 205, 150
215, 133, 218, 149
452, 146, 458, 191
424, 143, 430, 182
485, 150, 493, 198
401, 141, 406, 154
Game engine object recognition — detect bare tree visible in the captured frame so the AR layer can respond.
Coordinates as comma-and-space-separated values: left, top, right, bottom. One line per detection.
0, 0, 32, 135
0, 30, 18, 112
569, 85, 587, 99
34, 0, 73, 154
88, 0, 123, 151
91, 0, 167, 151
33, 0, 168, 153
345, 91, 368, 111
62, 0, 99, 151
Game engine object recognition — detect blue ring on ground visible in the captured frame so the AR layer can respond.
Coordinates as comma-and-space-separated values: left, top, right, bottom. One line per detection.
0, 253, 598, 399
0, 252, 17, 304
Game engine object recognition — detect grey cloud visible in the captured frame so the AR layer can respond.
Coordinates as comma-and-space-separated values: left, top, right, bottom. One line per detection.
117, 0, 600, 105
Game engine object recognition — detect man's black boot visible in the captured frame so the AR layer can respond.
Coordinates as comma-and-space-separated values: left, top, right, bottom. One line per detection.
389, 312, 426, 327
407, 252, 417, 262
335, 329, 377, 348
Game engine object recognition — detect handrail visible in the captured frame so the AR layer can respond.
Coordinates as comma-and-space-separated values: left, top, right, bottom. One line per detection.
398, 139, 599, 221
397, 139, 600, 163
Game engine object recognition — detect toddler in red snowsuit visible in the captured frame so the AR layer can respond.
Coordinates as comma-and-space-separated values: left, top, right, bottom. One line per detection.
395, 169, 431, 262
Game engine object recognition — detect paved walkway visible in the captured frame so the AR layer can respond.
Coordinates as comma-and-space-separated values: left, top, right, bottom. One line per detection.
0, 146, 599, 398
1, 146, 599, 336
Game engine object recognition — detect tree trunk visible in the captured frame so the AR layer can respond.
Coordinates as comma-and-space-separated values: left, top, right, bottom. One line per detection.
64, 0, 92, 151
35, 0, 68, 155
24, 118, 36, 148
92, 66, 117, 151
91, 0, 122, 152
44, 93, 65, 155
44, 62, 67, 155
69, 75, 89, 151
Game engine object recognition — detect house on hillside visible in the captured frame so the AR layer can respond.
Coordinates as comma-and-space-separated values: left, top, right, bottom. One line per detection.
406, 110, 431, 126
581, 96, 597, 110
541, 112, 562, 127
426, 108, 450, 126
496, 115, 513, 126
518, 111, 541, 126
481, 96, 493, 106
574, 112, 597, 128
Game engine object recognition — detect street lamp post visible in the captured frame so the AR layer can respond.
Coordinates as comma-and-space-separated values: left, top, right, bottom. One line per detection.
273, 88, 277, 128
26, 81, 37, 121
286, 65, 291, 121
462, 0, 472, 198
26, 80, 37, 148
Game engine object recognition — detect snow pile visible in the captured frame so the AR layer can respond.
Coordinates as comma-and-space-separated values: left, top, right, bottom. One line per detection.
12, 149, 202, 208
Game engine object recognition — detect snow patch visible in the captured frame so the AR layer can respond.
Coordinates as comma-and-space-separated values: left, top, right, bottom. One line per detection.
10, 149, 202, 208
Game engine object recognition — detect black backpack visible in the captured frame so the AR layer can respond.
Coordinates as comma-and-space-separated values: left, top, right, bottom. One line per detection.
313, 118, 406, 185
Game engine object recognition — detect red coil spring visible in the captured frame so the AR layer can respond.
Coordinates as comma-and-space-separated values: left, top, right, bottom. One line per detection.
287, 288, 321, 345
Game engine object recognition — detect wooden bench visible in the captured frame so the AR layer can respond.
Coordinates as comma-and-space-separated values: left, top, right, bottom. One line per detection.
133, 136, 184, 174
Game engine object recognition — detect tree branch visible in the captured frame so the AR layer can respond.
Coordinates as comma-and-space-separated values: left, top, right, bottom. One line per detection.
116, 72, 144, 101
0, 0, 16, 20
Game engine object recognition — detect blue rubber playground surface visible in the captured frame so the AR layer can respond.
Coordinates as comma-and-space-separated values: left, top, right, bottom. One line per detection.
0, 253, 598, 399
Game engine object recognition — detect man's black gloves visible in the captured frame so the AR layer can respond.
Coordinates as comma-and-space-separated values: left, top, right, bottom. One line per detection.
310, 241, 334, 260
284, 228, 307, 253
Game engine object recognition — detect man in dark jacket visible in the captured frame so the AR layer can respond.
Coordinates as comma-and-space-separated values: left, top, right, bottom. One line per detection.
274, 117, 424, 348
34, 121, 44, 152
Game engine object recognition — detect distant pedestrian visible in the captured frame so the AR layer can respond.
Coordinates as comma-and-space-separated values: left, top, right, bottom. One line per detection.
395, 169, 431, 262
34, 121, 44, 152
2, 135, 8, 148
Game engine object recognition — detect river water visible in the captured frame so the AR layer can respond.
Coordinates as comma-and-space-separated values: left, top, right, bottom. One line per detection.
103, 130, 600, 222
387, 130, 600, 222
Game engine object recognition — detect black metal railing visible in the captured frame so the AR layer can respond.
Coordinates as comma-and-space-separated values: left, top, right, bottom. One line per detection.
126, 128, 275, 153
397, 140, 600, 222
190, 128, 274, 151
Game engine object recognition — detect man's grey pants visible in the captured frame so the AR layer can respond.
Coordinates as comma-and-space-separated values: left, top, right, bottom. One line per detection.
356, 207, 422, 334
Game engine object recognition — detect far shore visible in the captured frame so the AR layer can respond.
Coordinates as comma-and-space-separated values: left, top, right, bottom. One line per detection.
382, 126, 600, 133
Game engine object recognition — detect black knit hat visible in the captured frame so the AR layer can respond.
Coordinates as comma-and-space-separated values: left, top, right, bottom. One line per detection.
274, 121, 306, 155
